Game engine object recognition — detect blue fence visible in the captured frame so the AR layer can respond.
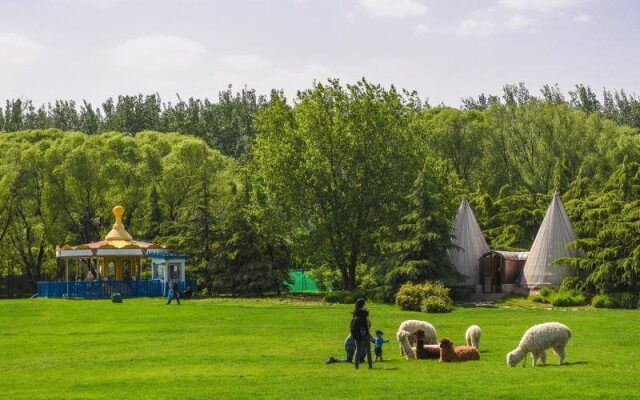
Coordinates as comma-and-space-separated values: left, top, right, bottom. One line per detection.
37, 279, 196, 299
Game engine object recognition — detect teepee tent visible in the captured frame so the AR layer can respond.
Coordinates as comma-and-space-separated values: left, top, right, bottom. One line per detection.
520, 192, 580, 289
448, 198, 490, 287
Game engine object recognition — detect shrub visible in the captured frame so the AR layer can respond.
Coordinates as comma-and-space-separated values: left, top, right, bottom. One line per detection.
539, 287, 554, 298
323, 289, 371, 304
591, 294, 615, 308
395, 281, 454, 312
310, 266, 340, 292
421, 295, 453, 313
530, 294, 550, 304
550, 289, 586, 307
615, 292, 638, 309
395, 282, 425, 311
592, 292, 639, 309
323, 291, 350, 304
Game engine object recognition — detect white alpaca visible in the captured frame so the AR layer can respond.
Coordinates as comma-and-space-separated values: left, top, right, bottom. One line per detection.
396, 320, 437, 360
465, 325, 481, 349
506, 322, 572, 367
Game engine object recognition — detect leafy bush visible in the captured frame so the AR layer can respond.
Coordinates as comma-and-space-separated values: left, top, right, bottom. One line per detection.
591, 292, 638, 309
395, 281, 453, 312
529, 286, 586, 307
539, 287, 554, 298
529, 287, 553, 303
530, 294, 550, 304
323, 291, 351, 304
615, 292, 638, 309
395, 282, 425, 311
550, 289, 586, 307
591, 294, 615, 308
323, 289, 372, 304
310, 266, 340, 292
421, 295, 453, 313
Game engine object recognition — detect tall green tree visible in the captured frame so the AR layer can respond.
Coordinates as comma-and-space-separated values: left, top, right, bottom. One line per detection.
414, 107, 487, 186
252, 79, 421, 290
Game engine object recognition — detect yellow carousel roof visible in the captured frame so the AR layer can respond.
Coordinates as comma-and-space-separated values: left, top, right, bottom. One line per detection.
56, 206, 168, 258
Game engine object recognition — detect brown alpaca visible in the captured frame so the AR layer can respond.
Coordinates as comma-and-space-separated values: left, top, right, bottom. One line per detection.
439, 338, 480, 362
412, 330, 440, 360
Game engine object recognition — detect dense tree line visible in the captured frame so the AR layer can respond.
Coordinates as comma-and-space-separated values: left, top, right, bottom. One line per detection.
1, 80, 639, 298
0, 87, 272, 160
0, 130, 289, 295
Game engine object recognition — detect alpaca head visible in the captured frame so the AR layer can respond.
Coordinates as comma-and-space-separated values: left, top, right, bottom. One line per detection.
506, 351, 518, 367
439, 338, 453, 349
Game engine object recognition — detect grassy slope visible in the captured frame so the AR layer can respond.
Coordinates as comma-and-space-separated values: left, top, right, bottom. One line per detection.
0, 298, 639, 400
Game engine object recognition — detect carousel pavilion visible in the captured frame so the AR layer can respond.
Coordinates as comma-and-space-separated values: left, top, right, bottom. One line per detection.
37, 206, 193, 298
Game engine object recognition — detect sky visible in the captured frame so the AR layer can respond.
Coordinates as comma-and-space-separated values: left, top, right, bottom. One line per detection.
0, 0, 638, 107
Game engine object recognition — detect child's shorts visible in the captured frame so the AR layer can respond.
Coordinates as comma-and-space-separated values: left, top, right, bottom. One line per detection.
375, 348, 382, 356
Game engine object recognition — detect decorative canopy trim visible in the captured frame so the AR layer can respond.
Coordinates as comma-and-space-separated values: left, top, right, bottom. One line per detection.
148, 251, 189, 260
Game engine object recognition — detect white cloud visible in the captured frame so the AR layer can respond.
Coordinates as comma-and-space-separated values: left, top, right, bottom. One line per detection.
358, 0, 427, 18
499, 0, 584, 12
458, 19, 496, 37
108, 35, 206, 73
572, 14, 592, 23
0, 33, 42, 68
219, 54, 274, 71
212, 54, 333, 95
413, 23, 429, 36
504, 14, 534, 31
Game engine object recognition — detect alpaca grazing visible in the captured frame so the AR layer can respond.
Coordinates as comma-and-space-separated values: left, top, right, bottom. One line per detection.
439, 338, 480, 362
507, 322, 572, 367
412, 330, 440, 360
396, 320, 437, 360
465, 325, 481, 349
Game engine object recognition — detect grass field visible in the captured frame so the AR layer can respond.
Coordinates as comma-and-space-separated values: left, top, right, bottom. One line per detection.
1, 297, 639, 399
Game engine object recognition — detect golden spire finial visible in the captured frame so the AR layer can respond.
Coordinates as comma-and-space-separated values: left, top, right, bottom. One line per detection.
105, 205, 133, 241
113, 205, 124, 219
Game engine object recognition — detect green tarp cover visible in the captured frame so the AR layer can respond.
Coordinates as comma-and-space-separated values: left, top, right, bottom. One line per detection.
287, 270, 319, 292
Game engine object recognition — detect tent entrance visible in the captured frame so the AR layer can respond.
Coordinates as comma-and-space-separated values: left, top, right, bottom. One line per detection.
480, 252, 501, 293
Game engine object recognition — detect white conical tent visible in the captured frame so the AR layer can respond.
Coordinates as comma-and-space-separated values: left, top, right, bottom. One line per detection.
448, 198, 490, 286
521, 192, 579, 288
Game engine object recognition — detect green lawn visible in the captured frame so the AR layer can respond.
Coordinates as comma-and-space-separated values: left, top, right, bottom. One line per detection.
1, 298, 639, 399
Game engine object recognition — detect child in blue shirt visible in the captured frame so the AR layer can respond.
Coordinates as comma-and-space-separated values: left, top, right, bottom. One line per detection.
374, 329, 389, 361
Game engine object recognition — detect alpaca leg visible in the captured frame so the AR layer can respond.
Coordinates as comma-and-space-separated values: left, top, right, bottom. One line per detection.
539, 350, 547, 366
531, 351, 539, 367
554, 345, 566, 365
402, 336, 414, 360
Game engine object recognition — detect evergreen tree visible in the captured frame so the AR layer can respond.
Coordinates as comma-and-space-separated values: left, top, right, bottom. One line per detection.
384, 158, 462, 291
210, 180, 292, 296
560, 161, 640, 294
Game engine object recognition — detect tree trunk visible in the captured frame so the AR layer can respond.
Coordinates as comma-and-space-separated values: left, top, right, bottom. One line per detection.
347, 261, 357, 291
340, 264, 349, 291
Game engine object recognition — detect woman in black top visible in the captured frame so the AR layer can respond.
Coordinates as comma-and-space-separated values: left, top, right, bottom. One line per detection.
352, 298, 373, 369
